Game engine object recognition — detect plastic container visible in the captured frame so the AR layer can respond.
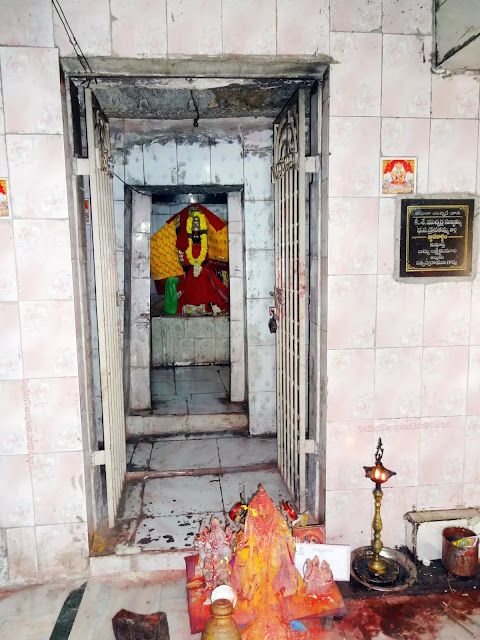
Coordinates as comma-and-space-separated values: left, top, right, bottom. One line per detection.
442, 526, 479, 576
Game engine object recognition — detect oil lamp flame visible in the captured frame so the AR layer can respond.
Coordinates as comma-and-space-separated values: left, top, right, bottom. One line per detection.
363, 438, 396, 485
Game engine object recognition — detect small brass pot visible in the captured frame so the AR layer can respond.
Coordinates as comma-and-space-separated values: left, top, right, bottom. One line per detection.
201, 598, 241, 640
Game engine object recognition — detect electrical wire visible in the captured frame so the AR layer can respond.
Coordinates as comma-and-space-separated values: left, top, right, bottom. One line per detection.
190, 90, 200, 128
51, 0, 96, 83
112, 170, 150, 196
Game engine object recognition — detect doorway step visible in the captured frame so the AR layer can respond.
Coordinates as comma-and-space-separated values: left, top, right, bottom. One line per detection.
89, 434, 290, 575
128, 364, 248, 436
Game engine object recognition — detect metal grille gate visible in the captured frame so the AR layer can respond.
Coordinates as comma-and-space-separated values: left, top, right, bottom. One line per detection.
85, 88, 126, 527
273, 90, 308, 512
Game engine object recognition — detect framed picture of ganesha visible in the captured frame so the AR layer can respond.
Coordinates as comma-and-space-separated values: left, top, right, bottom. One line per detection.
381, 157, 417, 196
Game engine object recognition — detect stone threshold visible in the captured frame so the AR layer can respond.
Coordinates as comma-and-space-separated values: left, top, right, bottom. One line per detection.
126, 412, 248, 436
126, 461, 277, 481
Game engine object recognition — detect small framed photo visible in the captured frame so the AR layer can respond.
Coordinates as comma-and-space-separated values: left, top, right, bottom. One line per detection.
381, 157, 417, 196
0, 179, 11, 218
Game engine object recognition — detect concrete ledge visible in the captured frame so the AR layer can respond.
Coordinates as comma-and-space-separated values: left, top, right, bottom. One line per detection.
405, 508, 480, 562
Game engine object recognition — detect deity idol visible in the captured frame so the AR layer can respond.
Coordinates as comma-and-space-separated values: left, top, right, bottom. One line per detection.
151, 204, 229, 315
194, 516, 235, 588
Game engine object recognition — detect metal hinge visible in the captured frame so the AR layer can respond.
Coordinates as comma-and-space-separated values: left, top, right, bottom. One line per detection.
305, 155, 320, 173
92, 450, 106, 466
75, 158, 90, 176
117, 291, 126, 306
305, 439, 317, 454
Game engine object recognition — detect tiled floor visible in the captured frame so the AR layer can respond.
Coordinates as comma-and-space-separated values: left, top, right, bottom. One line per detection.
95, 435, 284, 555
151, 365, 245, 415
4, 573, 480, 640
126, 434, 277, 472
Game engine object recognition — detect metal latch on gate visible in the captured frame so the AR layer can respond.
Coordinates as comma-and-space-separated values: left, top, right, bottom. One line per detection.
92, 450, 106, 466
75, 158, 90, 176
305, 440, 317, 454
305, 156, 320, 173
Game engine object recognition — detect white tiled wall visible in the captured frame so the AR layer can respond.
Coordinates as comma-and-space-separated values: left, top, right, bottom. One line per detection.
0, 31, 89, 584
324, 6, 480, 552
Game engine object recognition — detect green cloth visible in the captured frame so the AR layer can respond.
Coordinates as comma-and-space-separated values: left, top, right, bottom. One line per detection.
164, 277, 179, 315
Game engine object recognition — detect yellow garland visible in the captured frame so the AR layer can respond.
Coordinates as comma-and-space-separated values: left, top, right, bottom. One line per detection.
185, 212, 208, 277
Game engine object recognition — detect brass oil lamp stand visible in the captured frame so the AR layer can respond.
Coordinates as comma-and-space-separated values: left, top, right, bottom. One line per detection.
352, 438, 402, 587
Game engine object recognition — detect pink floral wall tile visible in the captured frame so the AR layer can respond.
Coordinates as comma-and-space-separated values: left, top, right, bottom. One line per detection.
14, 220, 73, 300
328, 275, 376, 349
376, 276, 424, 348
327, 348, 374, 421
0, 455, 34, 527
377, 198, 396, 275
330, 0, 381, 32
382, 0, 432, 35
463, 416, 480, 483
28, 378, 82, 453
167, 0, 222, 55
329, 117, 380, 197
381, 118, 430, 192
417, 483, 463, 510
7, 135, 68, 219
375, 348, 422, 419
0, 221, 18, 301
428, 119, 478, 192
326, 421, 374, 490
467, 347, 480, 415
0, 302, 22, 379
463, 483, 480, 508
277, 0, 329, 55
0, 0, 54, 47
53, 0, 111, 56
424, 282, 471, 347
19, 301, 78, 378
0, 48, 62, 134
373, 421, 420, 487
431, 74, 480, 119
223, 0, 276, 55
422, 346, 469, 417
36, 522, 89, 579
0, 380, 27, 455
111, 0, 167, 57
330, 33, 382, 117
328, 198, 378, 275
470, 278, 480, 345
419, 416, 465, 485
381, 487, 418, 548
6, 527, 38, 583
381, 35, 432, 118
325, 489, 373, 548
32, 452, 86, 525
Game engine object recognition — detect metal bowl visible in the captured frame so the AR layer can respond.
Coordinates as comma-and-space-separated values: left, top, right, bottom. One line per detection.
351, 546, 418, 592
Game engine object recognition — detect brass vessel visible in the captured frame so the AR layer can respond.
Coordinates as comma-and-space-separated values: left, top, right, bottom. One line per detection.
201, 598, 241, 640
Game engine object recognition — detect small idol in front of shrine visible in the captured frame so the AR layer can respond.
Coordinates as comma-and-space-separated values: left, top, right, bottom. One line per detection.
194, 516, 235, 589
185, 485, 346, 639
151, 204, 229, 315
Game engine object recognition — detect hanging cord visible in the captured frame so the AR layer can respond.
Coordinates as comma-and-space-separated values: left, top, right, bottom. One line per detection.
190, 90, 200, 128
112, 170, 150, 196
51, 0, 96, 84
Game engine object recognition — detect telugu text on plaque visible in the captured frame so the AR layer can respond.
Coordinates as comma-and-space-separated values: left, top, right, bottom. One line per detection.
400, 199, 474, 278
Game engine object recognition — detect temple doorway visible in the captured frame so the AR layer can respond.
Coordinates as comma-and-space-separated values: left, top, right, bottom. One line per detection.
149, 192, 244, 417
65, 60, 327, 535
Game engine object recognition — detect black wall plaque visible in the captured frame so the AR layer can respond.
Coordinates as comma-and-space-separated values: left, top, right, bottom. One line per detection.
400, 198, 474, 278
